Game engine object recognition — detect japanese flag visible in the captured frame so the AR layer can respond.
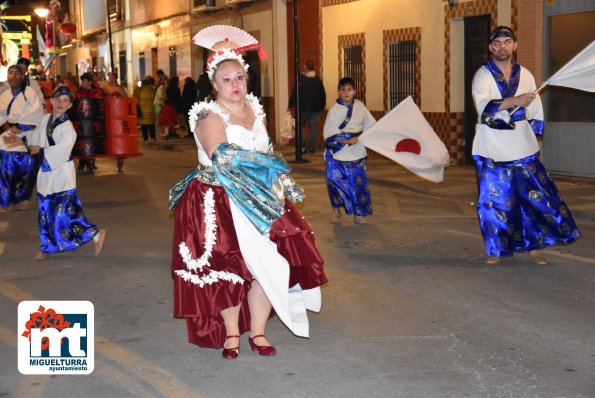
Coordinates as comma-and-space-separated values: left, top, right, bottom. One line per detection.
359, 96, 450, 183
546, 40, 595, 92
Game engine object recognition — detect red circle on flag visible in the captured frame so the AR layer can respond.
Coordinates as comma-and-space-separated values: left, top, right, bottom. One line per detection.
395, 138, 421, 155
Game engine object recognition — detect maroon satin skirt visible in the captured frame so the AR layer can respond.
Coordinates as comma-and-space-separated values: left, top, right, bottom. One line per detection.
172, 179, 327, 348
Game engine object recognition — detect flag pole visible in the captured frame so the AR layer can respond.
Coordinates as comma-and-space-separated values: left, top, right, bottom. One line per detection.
508, 80, 549, 116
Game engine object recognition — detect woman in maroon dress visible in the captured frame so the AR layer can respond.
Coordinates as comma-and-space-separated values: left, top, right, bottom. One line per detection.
170, 26, 327, 359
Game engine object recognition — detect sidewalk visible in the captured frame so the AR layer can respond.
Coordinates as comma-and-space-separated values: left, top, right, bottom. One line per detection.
153, 138, 595, 223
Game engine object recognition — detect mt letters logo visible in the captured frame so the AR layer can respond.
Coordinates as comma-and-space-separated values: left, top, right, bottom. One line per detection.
18, 301, 94, 375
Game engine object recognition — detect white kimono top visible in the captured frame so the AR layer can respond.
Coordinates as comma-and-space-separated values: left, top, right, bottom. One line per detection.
0, 86, 44, 152
0, 78, 45, 105
323, 99, 376, 161
28, 114, 77, 197
471, 65, 544, 162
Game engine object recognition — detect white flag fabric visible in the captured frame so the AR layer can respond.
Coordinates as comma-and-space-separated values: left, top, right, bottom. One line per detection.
36, 26, 54, 72
547, 40, 595, 92
359, 96, 450, 183
37, 26, 48, 65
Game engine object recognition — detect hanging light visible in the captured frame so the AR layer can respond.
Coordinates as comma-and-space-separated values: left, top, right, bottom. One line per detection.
34, 8, 49, 18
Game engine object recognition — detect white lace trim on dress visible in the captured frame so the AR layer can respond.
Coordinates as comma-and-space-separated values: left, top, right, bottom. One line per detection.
175, 188, 244, 287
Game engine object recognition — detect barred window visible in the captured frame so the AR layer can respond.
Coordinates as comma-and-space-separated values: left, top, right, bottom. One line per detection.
139, 52, 146, 80
388, 40, 416, 108
343, 45, 363, 101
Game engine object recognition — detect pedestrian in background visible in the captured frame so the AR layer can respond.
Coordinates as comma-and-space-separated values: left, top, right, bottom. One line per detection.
181, 76, 197, 138
154, 73, 167, 138
104, 72, 127, 97
196, 63, 211, 102
158, 76, 181, 139
137, 76, 157, 144
288, 60, 326, 153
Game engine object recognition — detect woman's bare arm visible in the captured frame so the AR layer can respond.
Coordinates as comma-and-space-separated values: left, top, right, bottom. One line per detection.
195, 110, 228, 158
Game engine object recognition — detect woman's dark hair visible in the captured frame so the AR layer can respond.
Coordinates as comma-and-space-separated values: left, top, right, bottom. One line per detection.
338, 77, 355, 90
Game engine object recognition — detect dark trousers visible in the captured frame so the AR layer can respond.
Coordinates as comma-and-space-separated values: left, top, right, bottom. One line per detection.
299, 111, 321, 152
141, 124, 156, 141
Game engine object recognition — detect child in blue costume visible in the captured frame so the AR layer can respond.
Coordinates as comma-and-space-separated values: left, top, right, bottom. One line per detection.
323, 77, 376, 224
5, 86, 107, 260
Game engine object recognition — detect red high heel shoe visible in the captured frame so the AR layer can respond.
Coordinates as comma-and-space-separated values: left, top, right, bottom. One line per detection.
222, 335, 240, 359
248, 334, 276, 356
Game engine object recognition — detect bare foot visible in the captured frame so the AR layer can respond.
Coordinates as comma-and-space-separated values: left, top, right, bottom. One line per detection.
329, 210, 341, 224
94, 230, 107, 256
354, 216, 367, 224
486, 256, 500, 265
35, 251, 48, 260
529, 250, 547, 265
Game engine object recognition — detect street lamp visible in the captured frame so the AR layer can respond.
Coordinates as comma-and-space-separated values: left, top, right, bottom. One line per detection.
34, 8, 49, 18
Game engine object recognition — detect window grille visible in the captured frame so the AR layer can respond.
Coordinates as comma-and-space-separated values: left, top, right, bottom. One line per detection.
139, 52, 146, 80
118, 50, 126, 84
343, 45, 363, 101
388, 40, 416, 108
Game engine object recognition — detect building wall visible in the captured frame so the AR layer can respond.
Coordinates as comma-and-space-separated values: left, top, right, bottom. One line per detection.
319, 0, 534, 164
129, 14, 192, 84
129, 0, 189, 25
516, 0, 543, 83
321, 0, 446, 113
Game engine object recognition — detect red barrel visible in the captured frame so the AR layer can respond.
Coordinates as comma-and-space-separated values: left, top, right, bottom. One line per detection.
104, 97, 140, 155
72, 98, 106, 156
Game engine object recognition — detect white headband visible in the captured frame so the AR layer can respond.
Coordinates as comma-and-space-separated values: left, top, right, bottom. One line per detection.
207, 48, 249, 81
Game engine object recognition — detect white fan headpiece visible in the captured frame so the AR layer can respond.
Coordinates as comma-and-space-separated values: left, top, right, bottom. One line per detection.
192, 25, 267, 80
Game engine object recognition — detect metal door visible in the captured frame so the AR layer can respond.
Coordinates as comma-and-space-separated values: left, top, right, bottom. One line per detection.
464, 14, 491, 164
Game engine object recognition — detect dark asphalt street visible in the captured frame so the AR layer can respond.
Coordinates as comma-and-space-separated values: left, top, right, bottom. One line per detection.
1, 141, 594, 398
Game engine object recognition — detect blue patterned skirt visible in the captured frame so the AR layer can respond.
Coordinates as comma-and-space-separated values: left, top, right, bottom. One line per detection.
38, 189, 99, 254
325, 154, 372, 216
474, 153, 581, 257
0, 150, 39, 207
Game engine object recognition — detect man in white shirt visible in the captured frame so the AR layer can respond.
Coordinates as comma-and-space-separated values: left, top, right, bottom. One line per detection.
0, 58, 45, 105
471, 26, 581, 265
0, 65, 45, 211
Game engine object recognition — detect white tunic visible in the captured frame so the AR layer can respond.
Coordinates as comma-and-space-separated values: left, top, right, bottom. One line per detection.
189, 94, 321, 338
0, 86, 44, 152
0, 79, 45, 105
28, 114, 77, 197
323, 100, 376, 161
471, 65, 544, 162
